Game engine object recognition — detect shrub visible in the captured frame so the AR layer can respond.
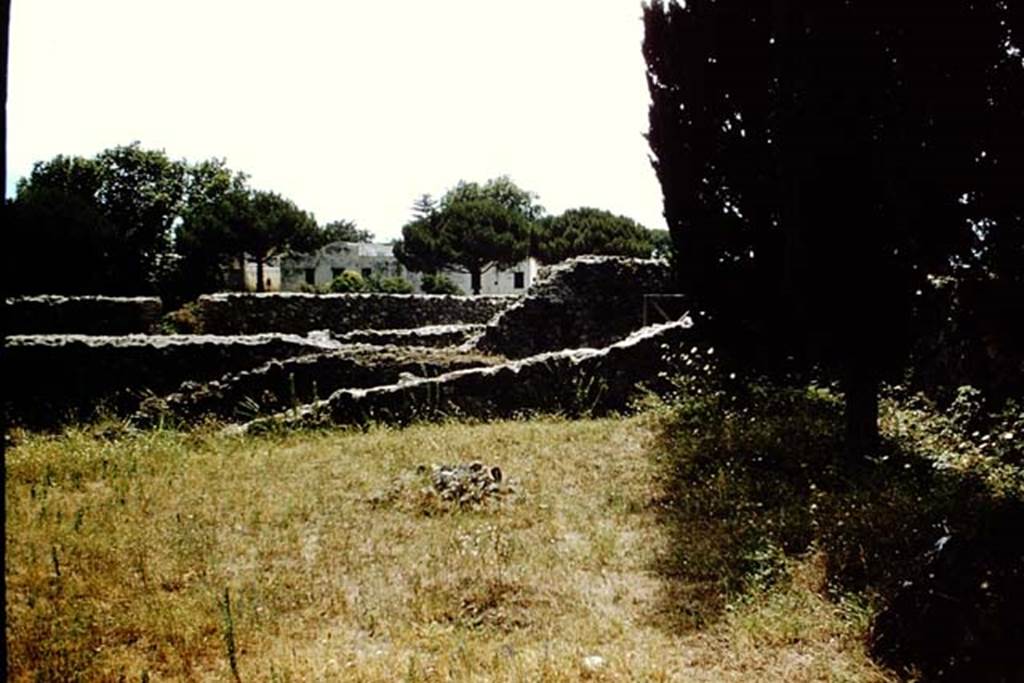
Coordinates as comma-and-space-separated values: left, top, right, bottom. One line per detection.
329, 270, 368, 293
654, 359, 1024, 679
420, 273, 463, 295
160, 303, 201, 334
367, 275, 414, 294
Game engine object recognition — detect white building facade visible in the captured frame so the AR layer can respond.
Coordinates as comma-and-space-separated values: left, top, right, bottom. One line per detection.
280, 241, 537, 295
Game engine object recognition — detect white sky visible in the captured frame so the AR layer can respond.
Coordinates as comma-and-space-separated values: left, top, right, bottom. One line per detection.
7, 0, 666, 242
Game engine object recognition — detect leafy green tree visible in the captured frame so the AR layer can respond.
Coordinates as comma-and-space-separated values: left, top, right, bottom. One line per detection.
411, 193, 437, 219
7, 144, 186, 294
320, 219, 373, 244
534, 207, 653, 263
94, 143, 186, 291
395, 177, 539, 294
643, 0, 1023, 455
5, 155, 113, 294
238, 190, 320, 292
395, 197, 531, 294
172, 158, 251, 300
440, 176, 545, 220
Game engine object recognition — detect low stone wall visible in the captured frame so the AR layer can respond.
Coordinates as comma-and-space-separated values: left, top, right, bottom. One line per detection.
5, 295, 162, 335
195, 292, 513, 335
4, 334, 339, 428
335, 324, 485, 348
246, 318, 694, 431
469, 256, 678, 358
144, 346, 502, 425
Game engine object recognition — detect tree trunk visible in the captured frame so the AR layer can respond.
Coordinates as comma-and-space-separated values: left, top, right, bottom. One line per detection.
470, 267, 482, 295
255, 258, 265, 292
842, 365, 880, 460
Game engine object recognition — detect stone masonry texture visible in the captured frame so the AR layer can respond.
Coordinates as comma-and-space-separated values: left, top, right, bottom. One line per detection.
195, 292, 513, 335
5, 295, 163, 335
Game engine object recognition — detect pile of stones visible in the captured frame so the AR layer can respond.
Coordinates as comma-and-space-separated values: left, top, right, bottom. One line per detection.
428, 462, 510, 505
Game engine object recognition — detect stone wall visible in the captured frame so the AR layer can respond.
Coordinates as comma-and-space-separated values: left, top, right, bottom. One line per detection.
4, 333, 339, 428
468, 256, 678, 358
5, 295, 162, 335
195, 292, 513, 335
246, 318, 694, 431
334, 324, 484, 348
144, 346, 501, 425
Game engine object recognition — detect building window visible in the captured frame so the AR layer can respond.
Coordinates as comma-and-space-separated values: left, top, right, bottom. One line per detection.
304, 268, 316, 285
513, 272, 525, 289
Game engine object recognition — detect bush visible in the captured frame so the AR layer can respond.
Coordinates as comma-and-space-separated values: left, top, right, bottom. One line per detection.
329, 270, 368, 293
160, 303, 201, 334
653, 359, 1024, 680
421, 273, 463, 295
367, 275, 414, 294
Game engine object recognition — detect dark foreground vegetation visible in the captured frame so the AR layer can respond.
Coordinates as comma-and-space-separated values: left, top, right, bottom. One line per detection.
652, 357, 1023, 681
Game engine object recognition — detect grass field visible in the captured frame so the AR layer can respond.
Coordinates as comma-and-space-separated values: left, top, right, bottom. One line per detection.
4, 414, 893, 681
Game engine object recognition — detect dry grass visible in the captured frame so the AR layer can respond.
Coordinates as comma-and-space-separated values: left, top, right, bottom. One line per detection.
5, 416, 891, 681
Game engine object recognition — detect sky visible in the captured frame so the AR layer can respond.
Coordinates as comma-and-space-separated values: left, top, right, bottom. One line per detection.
7, 0, 667, 242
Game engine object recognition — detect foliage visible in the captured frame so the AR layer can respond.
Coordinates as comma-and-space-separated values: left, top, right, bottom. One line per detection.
320, 219, 373, 244
642, 1, 1024, 455
533, 207, 653, 263
328, 270, 369, 293
438, 175, 545, 221
7, 143, 186, 294
171, 158, 251, 301
651, 354, 1023, 679
395, 177, 536, 294
160, 303, 202, 334
420, 273, 463, 295
367, 275, 414, 294
648, 228, 672, 260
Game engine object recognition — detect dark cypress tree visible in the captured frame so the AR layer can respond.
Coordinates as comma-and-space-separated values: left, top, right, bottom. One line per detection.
643, 0, 1023, 456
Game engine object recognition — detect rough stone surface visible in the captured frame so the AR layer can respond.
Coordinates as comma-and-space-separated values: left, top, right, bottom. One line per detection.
195, 292, 513, 335
334, 323, 485, 348
141, 345, 502, 425
245, 318, 693, 431
4, 333, 340, 428
467, 256, 678, 358
5, 295, 163, 335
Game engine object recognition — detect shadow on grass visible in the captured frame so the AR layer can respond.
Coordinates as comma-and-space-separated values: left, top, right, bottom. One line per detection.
650, 374, 1024, 682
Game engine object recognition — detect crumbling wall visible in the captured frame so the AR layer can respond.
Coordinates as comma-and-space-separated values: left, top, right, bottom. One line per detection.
5, 295, 162, 335
144, 346, 502, 425
195, 292, 512, 335
3, 333, 339, 428
468, 256, 677, 358
245, 318, 694, 431
334, 324, 484, 348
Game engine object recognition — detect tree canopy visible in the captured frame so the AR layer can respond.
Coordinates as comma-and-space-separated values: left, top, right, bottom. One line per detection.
643, 0, 1024, 454
7, 143, 186, 295
394, 177, 536, 294
6, 144, 337, 298
534, 207, 653, 263
320, 219, 373, 244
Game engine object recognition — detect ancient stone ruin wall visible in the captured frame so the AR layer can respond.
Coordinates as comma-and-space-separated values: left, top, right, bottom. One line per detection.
195, 292, 513, 335
5, 295, 163, 335
246, 318, 694, 432
145, 346, 502, 425
3, 333, 339, 428
469, 256, 678, 358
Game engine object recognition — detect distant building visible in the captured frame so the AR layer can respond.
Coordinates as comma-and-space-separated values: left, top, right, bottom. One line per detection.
226, 256, 282, 292
280, 241, 537, 295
